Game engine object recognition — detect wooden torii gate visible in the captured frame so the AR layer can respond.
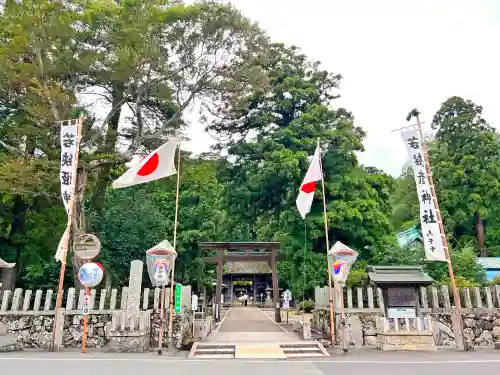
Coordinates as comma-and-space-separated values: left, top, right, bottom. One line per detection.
200, 242, 283, 323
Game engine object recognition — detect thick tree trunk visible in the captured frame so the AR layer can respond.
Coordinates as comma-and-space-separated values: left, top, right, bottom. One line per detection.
1, 196, 27, 291
475, 211, 487, 257
0, 268, 16, 292
71, 167, 89, 287
90, 92, 122, 212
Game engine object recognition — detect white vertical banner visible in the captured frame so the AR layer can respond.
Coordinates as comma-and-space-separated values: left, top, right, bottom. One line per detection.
59, 121, 78, 213
55, 119, 80, 262
401, 128, 448, 262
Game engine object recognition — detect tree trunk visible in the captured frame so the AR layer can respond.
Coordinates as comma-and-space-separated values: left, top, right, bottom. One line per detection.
90, 91, 123, 212
475, 211, 487, 257
0, 196, 27, 291
71, 167, 89, 287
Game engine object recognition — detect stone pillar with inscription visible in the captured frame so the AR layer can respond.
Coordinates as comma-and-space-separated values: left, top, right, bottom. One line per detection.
126, 260, 143, 329
107, 260, 151, 353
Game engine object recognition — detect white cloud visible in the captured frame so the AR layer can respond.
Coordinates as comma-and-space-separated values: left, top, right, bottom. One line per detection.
184, 0, 500, 176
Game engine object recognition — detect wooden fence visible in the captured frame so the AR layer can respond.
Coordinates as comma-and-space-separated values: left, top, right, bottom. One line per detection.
0, 286, 192, 314
314, 285, 500, 312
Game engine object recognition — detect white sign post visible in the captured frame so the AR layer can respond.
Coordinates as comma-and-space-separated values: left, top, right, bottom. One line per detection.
191, 294, 198, 311
82, 295, 90, 316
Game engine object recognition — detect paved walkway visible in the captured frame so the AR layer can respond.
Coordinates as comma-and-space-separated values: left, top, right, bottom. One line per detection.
209, 307, 300, 343
220, 307, 283, 333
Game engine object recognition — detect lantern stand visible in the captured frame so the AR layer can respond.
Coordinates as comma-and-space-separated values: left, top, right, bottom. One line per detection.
145, 242, 177, 355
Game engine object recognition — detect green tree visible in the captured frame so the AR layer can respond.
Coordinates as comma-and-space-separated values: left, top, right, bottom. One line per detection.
0, 0, 269, 286
209, 44, 396, 298
430, 97, 500, 256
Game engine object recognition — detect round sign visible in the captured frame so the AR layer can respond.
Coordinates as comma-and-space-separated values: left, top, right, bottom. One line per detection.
74, 234, 101, 260
78, 262, 104, 287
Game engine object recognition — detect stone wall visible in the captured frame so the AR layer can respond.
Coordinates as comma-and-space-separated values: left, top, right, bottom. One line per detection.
311, 309, 378, 346
312, 308, 500, 349
462, 311, 500, 349
0, 311, 191, 350
150, 311, 193, 349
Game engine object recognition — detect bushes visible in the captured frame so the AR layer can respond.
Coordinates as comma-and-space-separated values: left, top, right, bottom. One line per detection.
299, 299, 314, 312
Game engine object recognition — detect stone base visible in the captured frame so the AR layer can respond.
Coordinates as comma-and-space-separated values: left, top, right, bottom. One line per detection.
107, 331, 150, 353
378, 331, 437, 351
0, 335, 23, 352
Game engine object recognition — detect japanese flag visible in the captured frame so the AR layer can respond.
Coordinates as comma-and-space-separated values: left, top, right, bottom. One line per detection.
112, 139, 180, 189
296, 145, 323, 219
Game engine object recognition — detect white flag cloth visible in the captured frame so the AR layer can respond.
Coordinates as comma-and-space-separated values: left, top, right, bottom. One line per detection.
56, 120, 80, 262
55, 227, 70, 263
60, 122, 78, 213
401, 129, 447, 262
296, 145, 323, 219
112, 139, 180, 189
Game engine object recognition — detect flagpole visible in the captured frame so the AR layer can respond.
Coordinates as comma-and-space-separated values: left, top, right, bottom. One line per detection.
157, 284, 166, 354
51, 116, 84, 351
415, 115, 465, 350
317, 139, 335, 346
167, 144, 182, 351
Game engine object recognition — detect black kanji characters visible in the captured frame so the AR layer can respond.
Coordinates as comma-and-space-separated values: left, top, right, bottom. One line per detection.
406, 136, 419, 149
61, 152, 73, 167
417, 171, 426, 184
62, 133, 75, 148
62, 190, 71, 202
413, 153, 423, 166
61, 171, 72, 185
420, 190, 432, 205
422, 209, 437, 224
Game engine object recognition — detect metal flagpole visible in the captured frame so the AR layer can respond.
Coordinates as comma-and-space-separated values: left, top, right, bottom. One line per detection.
51, 116, 84, 351
415, 114, 465, 350
317, 139, 335, 346
167, 144, 182, 351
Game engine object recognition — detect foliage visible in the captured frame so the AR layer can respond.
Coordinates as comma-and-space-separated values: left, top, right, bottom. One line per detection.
430, 97, 500, 256
452, 276, 478, 288
210, 44, 396, 299
346, 269, 369, 288
1, 3, 496, 292
489, 275, 500, 286
299, 299, 314, 313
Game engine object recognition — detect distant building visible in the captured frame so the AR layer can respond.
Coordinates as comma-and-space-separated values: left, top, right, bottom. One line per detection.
222, 262, 273, 305
476, 257, 500, 281
396, 226, 423, 250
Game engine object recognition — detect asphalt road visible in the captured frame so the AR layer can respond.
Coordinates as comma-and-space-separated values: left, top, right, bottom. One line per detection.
1, 351, 499, 375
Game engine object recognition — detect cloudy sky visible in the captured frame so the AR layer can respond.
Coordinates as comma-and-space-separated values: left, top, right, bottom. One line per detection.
184, 0, 500, 176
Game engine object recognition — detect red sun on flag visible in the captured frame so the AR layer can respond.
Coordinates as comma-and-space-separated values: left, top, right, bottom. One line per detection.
137, 153, 159, 176
300, 181, 316, 193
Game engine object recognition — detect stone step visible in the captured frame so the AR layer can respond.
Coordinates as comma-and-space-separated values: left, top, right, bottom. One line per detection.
196, 343, 234, 351
193, 353, 234, 359
285, 352, 326, 358
280, 343, 319, 348
195, 348, 235, 354
281, 347, 323, 353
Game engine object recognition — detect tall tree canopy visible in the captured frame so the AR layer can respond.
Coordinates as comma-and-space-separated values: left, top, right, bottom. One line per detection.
209, 44, 396, 297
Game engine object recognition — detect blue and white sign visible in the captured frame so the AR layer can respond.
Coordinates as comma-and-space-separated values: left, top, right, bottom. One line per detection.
78, 262, 104, 288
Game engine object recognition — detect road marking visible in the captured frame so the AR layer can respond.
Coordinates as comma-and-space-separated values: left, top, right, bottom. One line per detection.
257, 307, 288, 332
0, 357, 500, 364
